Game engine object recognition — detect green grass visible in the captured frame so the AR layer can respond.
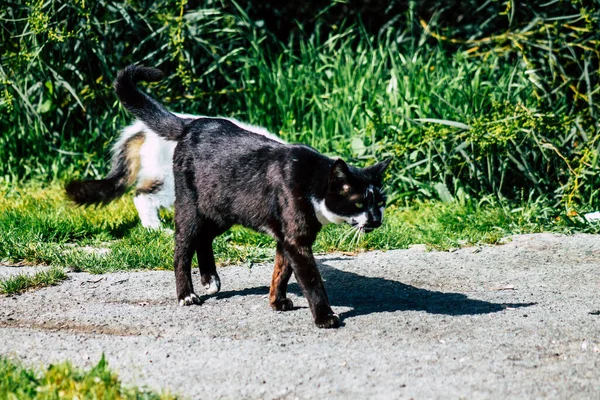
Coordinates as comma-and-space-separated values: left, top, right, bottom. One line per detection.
234, 30, 599, 208
0, 355, 176, 399
0, 267, 67, 296
1, 184, 597, 281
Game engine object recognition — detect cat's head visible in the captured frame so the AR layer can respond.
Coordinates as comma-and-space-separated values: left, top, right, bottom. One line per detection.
314, 158, 392, 232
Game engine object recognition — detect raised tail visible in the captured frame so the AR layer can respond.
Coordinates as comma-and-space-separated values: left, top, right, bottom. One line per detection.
114, 65, 184, 140
65, 129, 145, 205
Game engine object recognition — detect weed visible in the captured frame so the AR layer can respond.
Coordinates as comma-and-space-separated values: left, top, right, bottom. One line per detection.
0, 355, 176, 399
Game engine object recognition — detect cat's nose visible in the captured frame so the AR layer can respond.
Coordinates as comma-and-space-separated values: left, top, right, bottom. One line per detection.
366, 220, 381, 229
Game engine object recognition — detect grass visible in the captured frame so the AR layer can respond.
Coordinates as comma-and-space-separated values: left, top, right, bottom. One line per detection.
0, 267, 67, 296
234, 30, 599, 208
1, 183, 598, 285
0, 355, 176, 399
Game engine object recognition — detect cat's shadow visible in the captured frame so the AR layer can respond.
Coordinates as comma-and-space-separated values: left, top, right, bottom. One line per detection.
215, 259, 536, 322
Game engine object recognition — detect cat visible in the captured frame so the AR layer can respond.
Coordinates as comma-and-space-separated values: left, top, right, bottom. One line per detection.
113, 64, 390, 328
65, 114, 284, 230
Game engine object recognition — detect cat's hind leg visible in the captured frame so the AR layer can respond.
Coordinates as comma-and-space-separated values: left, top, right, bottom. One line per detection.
134, 131, 176, 230
134, 178, 175, 231
270, 243, 293, 311
196, 227, 221, 295
175, 237, 201, 305
133, 191, 162, 230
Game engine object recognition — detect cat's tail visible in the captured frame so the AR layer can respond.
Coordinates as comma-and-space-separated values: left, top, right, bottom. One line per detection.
114, 64, 184, 141
65, 126, 145, 205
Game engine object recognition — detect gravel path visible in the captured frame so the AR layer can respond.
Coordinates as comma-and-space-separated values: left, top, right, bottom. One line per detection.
1, 233, 599, 399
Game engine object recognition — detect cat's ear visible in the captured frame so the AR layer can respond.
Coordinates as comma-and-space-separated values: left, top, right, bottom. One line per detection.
366, 158, 392, 181
330, 158, 350, 183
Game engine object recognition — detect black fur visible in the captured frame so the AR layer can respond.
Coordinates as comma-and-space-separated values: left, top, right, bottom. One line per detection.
65, 179, 126, 205
114, 64, 391, 328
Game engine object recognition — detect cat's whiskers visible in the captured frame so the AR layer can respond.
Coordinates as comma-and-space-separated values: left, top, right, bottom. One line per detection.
352, 226, 361, 247
348, 224, 363, 249
338, 225, 358, 247
357, 227, 365, 248
356, 228, 365, 248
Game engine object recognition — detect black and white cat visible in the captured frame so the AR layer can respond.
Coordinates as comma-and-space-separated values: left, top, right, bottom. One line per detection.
66, 113, 283, 229
74, 64, 391, 328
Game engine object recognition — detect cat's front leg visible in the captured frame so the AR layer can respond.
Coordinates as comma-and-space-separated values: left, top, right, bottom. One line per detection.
283, 242, 339, 328
270, 243, 293, 311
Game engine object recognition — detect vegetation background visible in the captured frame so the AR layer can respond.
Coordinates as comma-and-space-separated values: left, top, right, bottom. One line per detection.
2, 0, 599, 209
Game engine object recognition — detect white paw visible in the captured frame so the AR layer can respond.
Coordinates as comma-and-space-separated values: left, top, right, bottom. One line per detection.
204, 276, 221, 295
179, 293, 201, 306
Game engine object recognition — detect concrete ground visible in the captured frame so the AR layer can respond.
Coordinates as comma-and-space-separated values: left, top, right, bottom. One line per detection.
1, 233, 599, 399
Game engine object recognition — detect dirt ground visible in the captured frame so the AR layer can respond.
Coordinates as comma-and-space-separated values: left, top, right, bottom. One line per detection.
1, 233, 599, 399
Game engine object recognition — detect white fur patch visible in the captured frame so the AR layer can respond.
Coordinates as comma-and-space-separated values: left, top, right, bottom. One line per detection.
352, 212, 369, 227
124, 123, 176, 230
311, 198, 348, 225
204, 275, 221, 295
133, 195, 162, 229
311, 198, 369, 227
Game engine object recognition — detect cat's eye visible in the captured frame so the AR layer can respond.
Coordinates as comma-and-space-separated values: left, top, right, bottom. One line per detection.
355, 202, 364, 209
378, 201, 385, 206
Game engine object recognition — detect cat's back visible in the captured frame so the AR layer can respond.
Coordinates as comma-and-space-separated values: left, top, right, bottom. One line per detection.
173, 117, 293, 178
181, 117, 282, 151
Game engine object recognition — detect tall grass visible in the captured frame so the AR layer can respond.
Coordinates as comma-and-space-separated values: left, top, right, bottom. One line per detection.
233, 27, 599, 208
1, 0, 598, 207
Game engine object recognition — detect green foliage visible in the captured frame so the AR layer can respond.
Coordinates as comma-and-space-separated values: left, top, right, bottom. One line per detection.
420, 0, 600, 116
1, 0, 599, 207
235, 31, 599, 207
0, 355, 176, 399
